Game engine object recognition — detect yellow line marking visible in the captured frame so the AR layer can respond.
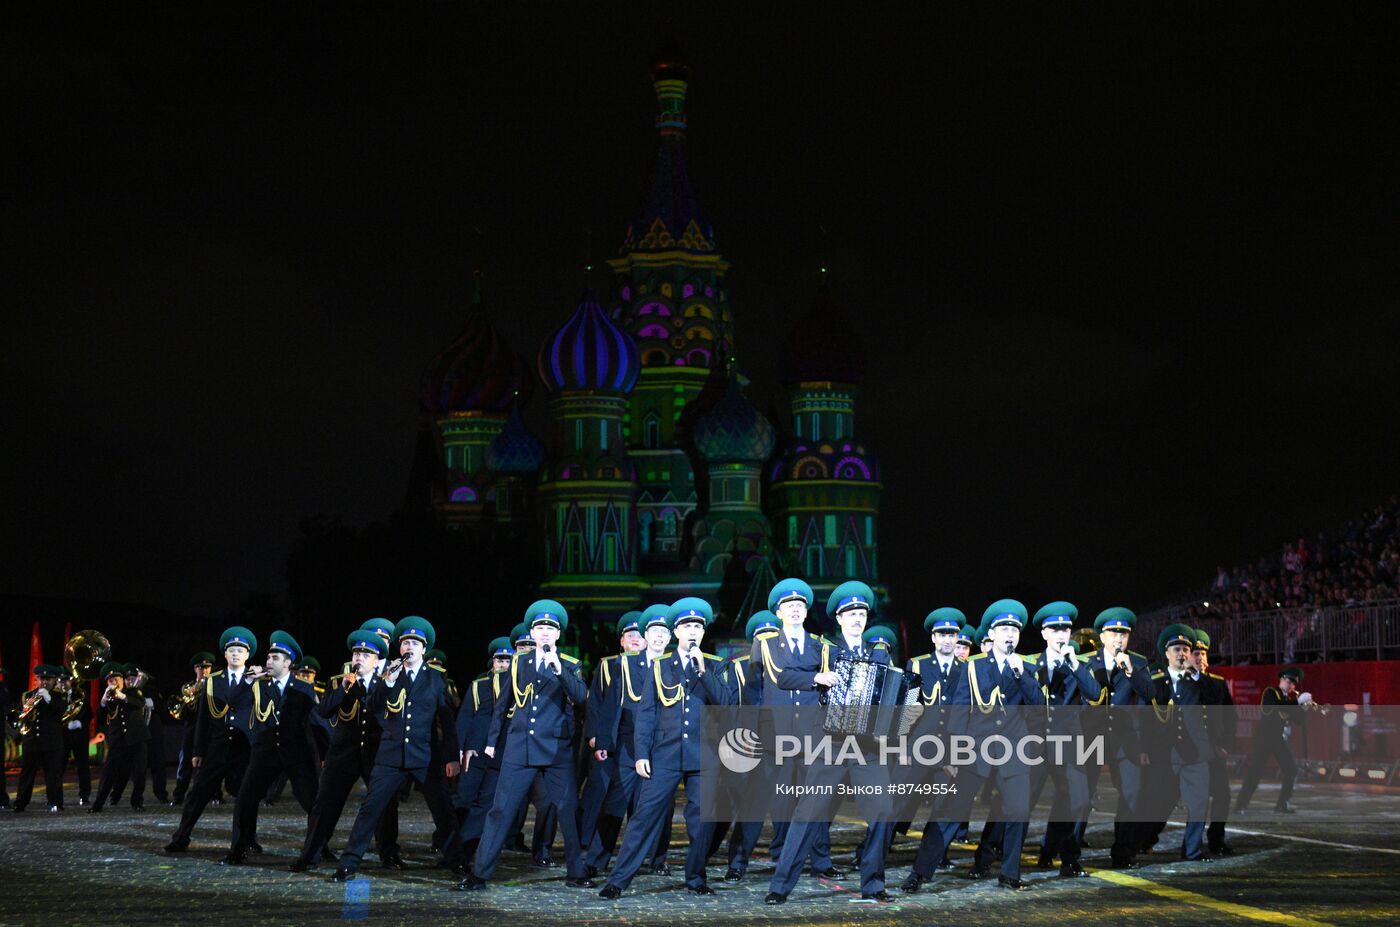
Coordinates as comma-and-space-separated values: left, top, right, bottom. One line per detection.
1092, 868, 1340, 927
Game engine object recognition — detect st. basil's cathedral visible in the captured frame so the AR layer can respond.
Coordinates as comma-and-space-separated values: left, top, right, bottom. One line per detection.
413, 51, 886, 642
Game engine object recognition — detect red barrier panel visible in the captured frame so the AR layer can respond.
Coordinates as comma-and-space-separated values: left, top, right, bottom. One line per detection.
1215, 661, 1400, 762
1214, 661, 1400, 708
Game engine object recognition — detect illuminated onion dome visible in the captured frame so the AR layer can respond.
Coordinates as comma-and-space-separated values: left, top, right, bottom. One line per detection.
538, 290, 640, 395
420, 276, 532, 414
694, 376, 775, 463
484, 407, 545, 474
781, 283, 865, 386
770, 441, 881, 484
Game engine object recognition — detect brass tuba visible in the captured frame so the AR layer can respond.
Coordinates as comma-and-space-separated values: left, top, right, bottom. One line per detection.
60, 629, 111, 724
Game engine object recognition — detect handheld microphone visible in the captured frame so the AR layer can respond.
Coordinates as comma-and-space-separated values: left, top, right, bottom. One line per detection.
541, 642, 560, 673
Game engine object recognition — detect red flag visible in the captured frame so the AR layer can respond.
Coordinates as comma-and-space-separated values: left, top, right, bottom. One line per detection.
28, 621, 43, 691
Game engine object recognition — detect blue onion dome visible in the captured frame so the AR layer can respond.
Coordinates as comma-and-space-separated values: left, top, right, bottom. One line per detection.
770, 441, 881, 484
781, 283, 865, 386
694, 376, 775, 463
538, 290, 641, 395
484, 406, 545, 474
420, 271, 532, 414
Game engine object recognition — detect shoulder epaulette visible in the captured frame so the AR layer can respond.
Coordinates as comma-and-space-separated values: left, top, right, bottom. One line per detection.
1207, 672, 1224, 681
754, 629, 781, 641
560, 653, 580, 664
703, 652, 722, 662
1151, 670, 1165, 679
660, 651, 673, 659
600, 653, 621, 663
1129, 651, 1146, 660
1079, 650, 1099, 662
969, 652, 989, 661
732, 654, 751, 664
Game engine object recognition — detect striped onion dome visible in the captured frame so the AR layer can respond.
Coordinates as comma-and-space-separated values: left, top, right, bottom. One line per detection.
537, 290, 640, 395
420, 272, 531, 414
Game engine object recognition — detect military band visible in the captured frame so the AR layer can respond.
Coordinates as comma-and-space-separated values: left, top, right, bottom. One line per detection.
1, 581, 1323, 903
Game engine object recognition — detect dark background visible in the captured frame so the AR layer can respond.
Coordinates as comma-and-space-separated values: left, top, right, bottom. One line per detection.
5, 6, 1398, 676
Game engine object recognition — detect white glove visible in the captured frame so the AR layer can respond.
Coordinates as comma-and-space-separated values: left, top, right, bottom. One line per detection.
1298, 692, 1314, 705
67, 720, 82, 730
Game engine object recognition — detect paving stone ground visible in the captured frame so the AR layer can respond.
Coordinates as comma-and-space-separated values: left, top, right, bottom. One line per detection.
0, 773, 1396, 927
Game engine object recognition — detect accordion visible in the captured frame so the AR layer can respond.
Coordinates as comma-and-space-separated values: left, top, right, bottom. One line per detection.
821, 655, 923, 737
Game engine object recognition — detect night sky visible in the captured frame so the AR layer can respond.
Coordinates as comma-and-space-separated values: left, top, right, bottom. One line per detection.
9, 7, 1399, 627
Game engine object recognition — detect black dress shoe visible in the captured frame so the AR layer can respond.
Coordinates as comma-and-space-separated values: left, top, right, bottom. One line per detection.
1185, 855, 1214, 863
88, 805, 103, 813
131, 803, 145, 812
764, 892, 787, 905
248, 841, 264, 855
1213, 843, 1235, 856
900, 873, 926, 893
219, 853, 246, 866
288, 858, 313, 872
1110, 858, 1139, 870
862, 890, 893, 902
164, 840, 189, 854
649, 862, 670, 875
584, 865, 598, 879
382, 852, 407, 870
1037, 851, 1055, 869
454, 874, 487, 891
564, 877, 597, 888
532, 857, 557, 869
1059, 862, 1089, 878
598, 885, 622, 899
78, 797, 88, 807
723, 868, 743, 883
998, 875, 1029, 890
329, 868, 356, 883
688, 883, 716, 895
49, 805, 61, 813
968, 864, 989, 880
812, 866, 846, 879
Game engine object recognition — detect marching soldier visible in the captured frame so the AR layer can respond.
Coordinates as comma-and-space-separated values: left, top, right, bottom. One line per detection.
1192, 628, 1237, 854
577, 612, 644, 863
1140, 624, 1213, 861
921, 600, 1047, 891
764, 581, 892, 904
1025, 602, 1102, 877
90, 662, 151, 811
223, 631, 319, 864
166, 627, 259, 854
716, 611, 780, 882
171, 653, 214, 805
13, 664, 69, 812
582, 604, 674, 877
1236, 665, 1309, 815
1083, 606, 1153, 868
457, 601, 594, 890
598, 598, 730, 898
330, 617, 461, 881
444, 636, 517, 868
753, 579, 844, 886
290, 630, 394, 871
57, 673, 93, 806
902, 607, 970, 892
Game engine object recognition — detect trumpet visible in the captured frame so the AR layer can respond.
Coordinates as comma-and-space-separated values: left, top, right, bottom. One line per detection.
168, 680, 201, 721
